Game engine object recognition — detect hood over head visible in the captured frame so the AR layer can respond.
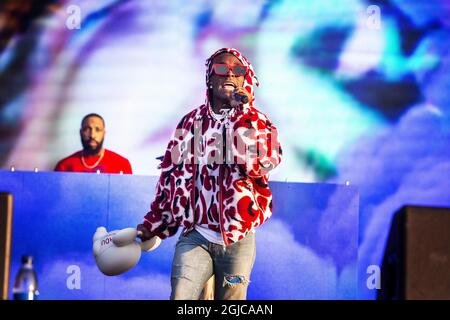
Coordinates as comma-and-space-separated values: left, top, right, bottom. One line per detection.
205, 48, 259, 109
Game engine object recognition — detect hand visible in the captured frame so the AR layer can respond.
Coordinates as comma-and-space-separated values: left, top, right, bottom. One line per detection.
136, 224, 153, 241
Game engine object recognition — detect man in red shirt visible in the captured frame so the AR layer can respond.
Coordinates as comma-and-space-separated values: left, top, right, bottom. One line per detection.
54, 113, 132, 174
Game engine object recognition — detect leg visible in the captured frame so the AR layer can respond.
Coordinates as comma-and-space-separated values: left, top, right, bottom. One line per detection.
170, 230, 213, 300
213, 232, 256, 300
200, 275, 215, 300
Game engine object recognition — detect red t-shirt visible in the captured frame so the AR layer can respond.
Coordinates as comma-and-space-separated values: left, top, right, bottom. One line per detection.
54, 149, 132, 174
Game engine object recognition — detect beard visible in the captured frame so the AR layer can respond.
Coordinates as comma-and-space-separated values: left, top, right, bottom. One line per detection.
81, 138, 104, 155
210, 87, 234, 108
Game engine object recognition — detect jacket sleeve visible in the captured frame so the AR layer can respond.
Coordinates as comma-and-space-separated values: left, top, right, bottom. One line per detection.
142, 112, 194, 239
232, 110, 283, 178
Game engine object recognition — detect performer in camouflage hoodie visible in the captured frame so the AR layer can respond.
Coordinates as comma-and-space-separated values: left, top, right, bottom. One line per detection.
138, 48, 282, 300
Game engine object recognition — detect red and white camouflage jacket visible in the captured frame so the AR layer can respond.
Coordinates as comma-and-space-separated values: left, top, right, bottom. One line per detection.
142, 48, 282, 245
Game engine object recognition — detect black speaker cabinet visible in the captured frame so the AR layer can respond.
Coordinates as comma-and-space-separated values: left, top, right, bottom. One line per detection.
379, 206, 450, 300
0, 192, 13, 300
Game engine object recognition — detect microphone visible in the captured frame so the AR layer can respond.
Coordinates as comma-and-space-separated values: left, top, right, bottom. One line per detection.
234, 92, 249, 104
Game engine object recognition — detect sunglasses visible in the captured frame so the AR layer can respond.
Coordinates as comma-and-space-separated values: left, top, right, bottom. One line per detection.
211, 64, 248, 76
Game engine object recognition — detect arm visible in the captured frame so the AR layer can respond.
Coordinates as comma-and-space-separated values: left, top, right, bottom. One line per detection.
231, 110, 282, 178
137, 112, 195, 240
138, 141, 181, 240
54, 160, 66, 172
124, 159, 133, 174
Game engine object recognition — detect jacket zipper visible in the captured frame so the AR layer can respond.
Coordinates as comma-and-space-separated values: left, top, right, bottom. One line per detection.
219, 123, 230, 250
192, 162, 196, 221
186, 147, 197, 237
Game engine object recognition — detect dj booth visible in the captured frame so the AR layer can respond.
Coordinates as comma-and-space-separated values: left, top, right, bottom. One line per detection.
0, 171, 359, 299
